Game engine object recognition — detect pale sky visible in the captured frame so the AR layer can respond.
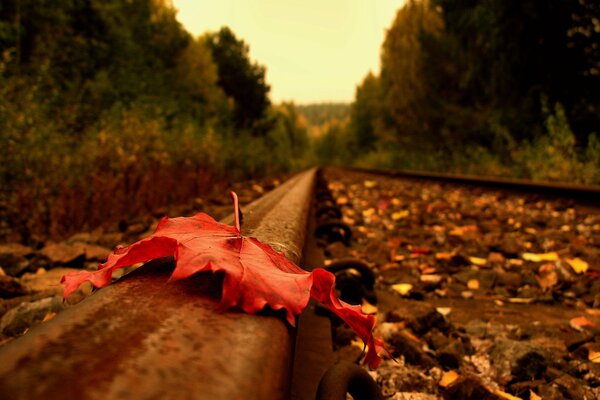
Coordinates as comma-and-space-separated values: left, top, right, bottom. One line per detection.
172, 0, 405, 104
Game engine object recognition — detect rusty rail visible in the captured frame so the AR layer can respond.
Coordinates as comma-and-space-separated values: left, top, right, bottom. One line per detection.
0, 168, 317, 400
347, 166, 600, 207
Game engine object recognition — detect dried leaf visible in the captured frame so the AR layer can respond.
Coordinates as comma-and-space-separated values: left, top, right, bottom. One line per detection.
364, 180, 377, 188
588, 350, 600, 363
565, 257, 588, 274
491, 388, 523, 400
467, 279, 480, 290
522, 252, 559, 262
421, 274, 443, 284
529, 390, 542, 400
468, 257, 487, 266
507, 297, 535, 304
439, 370, 460, 388
435, 252, 455, 260
436, 307, 451, 316
391, 210, 410, 220
536, 263, 558, 290
362, 300, 378, 315
570, 316, 596, 331
391, 283, 413, 296
62, 192, 384, 368
42, 312, 57, 322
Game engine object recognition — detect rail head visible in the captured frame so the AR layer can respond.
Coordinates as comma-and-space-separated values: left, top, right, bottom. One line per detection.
0, 168, 317, 400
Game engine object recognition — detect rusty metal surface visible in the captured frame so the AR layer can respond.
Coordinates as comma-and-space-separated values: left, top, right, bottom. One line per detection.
0, 168, 317, 400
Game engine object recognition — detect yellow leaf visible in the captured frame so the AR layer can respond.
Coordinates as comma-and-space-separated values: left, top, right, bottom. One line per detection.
391, 283, 413, 296
351, 338, 365, 349
364, 180, 377, 188
467, 279, 480, 290
491, 388, 523, 400
588, 350, 600, 363
529, 390, 542, 400
391, 210, 410, 220
522, 252, 559, 262
361, 300, 378, 315
469, 257, 487, 266
449, 227, 464, 236
362, 208, 375, 218
566, 258, 588, 274
439, 370, 460, 388
436, 307, 451, 316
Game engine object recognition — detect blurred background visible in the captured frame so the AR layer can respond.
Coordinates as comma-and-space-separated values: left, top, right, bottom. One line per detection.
0, 0, 598, 241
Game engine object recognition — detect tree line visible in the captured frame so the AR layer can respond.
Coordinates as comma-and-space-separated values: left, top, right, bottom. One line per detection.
0, 0, 310, 240
319, 0, 599, 183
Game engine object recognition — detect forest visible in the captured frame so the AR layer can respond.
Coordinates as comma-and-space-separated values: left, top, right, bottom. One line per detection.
323, 0, 600, 182
0, 0, 598, 241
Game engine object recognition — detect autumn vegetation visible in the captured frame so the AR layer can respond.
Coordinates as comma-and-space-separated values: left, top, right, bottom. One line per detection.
0, 1, 310, 240
313, 0, 599, 184
1, 0, 598, 242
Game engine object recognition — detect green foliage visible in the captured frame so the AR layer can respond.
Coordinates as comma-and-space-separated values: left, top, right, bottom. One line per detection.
295, 103, 350, 127
331, 0, 600, 184
0, 1, 310, 241
205, 27, 270, 131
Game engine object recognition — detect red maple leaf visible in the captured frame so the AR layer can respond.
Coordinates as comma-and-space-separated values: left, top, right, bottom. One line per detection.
62, 192, 384, 368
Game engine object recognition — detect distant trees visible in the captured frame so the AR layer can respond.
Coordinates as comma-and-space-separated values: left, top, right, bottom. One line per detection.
341, 0, 600, 182
206, 27, 271, 131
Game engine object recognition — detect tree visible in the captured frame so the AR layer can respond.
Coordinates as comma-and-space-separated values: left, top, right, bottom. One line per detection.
206, 27, 270, 132
349, 72, 382, 151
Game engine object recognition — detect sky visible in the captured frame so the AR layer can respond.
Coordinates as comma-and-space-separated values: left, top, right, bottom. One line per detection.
171, 0, 405, 104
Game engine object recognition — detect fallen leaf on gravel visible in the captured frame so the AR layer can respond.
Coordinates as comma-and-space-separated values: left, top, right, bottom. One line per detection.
507, 298, 535, 304
570, 316, 595, 331
491, 388, 522, 400
522, 252, 558, 262
421, 275, 443, 284
565, 258, 588, 274
436, 307, 451, 316
391, 283, 413, 296
439, 370, 460, 387
588, 349, 600, 363
364, 180, 377, 188
536, 263, 558, 290
467, 279, 480, 290
529, 390, 542, 400
362, 208, 376, 218
435, 252, 455, 260
391, 210, 409, 220
362, 300, 378, 315
468, 257, 487, 266
62, 192, 385, 368
42, 312, 56, 322
336, 196, 349, 205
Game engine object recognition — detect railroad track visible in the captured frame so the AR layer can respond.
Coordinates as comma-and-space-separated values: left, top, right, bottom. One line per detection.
0, 166, 598, 399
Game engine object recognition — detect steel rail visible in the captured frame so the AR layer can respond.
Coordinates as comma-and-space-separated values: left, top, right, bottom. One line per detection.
0, 168, 317, 400
346, 166, 600, 206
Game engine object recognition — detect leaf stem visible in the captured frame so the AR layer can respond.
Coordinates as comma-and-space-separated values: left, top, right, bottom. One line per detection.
230, 191, 241, 233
